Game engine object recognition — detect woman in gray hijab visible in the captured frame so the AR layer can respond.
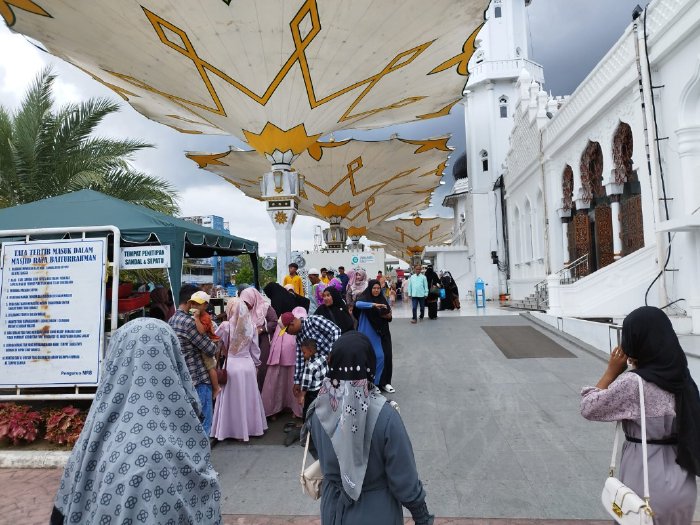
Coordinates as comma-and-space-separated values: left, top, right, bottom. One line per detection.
304, 331, 433, 525
50, 318, 222, 525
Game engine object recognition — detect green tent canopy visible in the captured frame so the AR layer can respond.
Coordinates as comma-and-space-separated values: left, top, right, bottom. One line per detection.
0, 190, 259, 300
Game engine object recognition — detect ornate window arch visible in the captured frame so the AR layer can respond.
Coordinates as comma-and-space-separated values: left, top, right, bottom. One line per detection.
480, 150, 489, 172
562, 165, 574, 212
580, 141, 604, 202
499, 95, 508, 118
612, 122, 634, 184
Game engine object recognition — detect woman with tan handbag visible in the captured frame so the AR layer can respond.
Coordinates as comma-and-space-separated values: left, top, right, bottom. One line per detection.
581, 306, 699, 524
303, 331, 433, 525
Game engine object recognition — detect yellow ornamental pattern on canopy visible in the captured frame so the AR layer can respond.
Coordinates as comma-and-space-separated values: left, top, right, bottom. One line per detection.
6, 0, 487, 157
368, 216, 453, 259
187, 136, 452, 230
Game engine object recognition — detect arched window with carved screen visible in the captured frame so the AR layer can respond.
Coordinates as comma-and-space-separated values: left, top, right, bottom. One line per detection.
499, 96, 508, 118
613, 122, 644, 256
524, 198, 534, 262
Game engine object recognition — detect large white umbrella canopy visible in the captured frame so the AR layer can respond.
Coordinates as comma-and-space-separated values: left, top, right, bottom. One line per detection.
187, 136, 452, 232
4, 0, 486, 161
369, 216, 453, 259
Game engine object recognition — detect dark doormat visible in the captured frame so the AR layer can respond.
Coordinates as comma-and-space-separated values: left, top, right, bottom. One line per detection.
481, 326, 577, 359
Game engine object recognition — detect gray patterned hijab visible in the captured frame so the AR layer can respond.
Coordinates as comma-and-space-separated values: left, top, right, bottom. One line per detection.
313, 331, 386, 501
54, 318, 221, 524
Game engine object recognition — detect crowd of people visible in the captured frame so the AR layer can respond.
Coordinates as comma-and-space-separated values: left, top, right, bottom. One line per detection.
51, 259, 700, 524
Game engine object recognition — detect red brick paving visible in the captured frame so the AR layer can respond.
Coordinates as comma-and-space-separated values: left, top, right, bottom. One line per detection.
0, 468, 681, 525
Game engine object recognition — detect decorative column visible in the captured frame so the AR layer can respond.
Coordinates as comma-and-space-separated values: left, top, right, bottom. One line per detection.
677, 126, 700, 333
558, 206, 571, 265
260, 165, 302, 283
606, 181, 624, 260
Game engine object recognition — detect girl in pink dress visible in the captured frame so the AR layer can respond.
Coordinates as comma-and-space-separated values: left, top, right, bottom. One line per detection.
211, 298, 268, 441
261, 306, 306, 418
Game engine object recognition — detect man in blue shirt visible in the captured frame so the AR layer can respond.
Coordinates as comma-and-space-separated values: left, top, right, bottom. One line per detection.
407, 265, 429, 324
337, 266, 349, 296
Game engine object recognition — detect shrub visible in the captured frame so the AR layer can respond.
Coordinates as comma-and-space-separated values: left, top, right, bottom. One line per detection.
0, 403, 42, 445
44, 406, 85, 446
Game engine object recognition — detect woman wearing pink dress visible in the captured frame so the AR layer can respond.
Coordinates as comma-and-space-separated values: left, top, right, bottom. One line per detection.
261, 306, 306, 418
211, 297, 268, 441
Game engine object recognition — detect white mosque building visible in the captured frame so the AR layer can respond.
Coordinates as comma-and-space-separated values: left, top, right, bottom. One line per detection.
443, 0, 700, 341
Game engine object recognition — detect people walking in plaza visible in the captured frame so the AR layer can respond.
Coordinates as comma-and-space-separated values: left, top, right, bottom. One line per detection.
169, 284, 219, 434
346, 268, 368, 314
50, 318, 221, 525
240, 286, 279, 390
264, 281, 306, 316
439, 271, 460, 311
581, 306, 700, 524
283, 262, 304, 296
315, 286, 355, 334
354, 279, 393, 391
407, 265, 429, 324
337, 265, 349, 296
261, 307, 305, 419
304, 331, 434, 525
211, 297, 268, 442
307, 268, 323, 314
424, 266, 441, 320
320, 267, 330, 284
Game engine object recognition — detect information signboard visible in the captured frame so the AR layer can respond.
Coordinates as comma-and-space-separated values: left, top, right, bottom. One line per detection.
0, 239, 107, 386
120, 245, 170, 269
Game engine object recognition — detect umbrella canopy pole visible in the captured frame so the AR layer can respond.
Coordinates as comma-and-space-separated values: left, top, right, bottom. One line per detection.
261, 165, 301, 283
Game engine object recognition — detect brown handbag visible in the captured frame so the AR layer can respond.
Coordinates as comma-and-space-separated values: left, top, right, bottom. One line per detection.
216, 351, 227, 385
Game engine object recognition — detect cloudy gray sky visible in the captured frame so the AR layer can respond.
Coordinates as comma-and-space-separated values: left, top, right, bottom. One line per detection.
0, 0, 651, 254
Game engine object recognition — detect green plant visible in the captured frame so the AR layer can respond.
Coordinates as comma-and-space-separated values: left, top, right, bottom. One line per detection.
0, 403, 42, 445
0, 67, 179, 213
44, 405, 85, 446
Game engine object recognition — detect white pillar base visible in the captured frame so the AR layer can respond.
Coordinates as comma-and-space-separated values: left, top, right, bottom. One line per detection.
275, 225, 293, 284
610, 200, 623, 260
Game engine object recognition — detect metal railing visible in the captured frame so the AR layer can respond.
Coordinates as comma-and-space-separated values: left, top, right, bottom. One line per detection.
557, 253, 589, 285
534, 278, 549, 310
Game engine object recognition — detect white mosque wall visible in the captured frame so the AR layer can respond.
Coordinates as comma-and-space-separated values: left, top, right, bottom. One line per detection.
502, 0, 700, 332
424, 246, 473, 303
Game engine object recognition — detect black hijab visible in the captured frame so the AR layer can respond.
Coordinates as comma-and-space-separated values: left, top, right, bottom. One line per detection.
425, 266, 440, 288
263, 282, 306, 316
354, 279, 391, 333
328, 330, 376, 383
315, 286, 355, 334
622, 306, 700, 476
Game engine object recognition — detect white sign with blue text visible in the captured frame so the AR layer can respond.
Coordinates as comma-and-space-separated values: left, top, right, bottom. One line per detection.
120, 245, 171, 269
0, 239, 107, 386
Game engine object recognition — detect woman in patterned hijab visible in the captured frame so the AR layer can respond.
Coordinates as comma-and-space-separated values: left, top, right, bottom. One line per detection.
51, 318, 221, 525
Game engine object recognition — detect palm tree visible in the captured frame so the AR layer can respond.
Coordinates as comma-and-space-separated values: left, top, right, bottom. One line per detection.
0, 68, 179, 214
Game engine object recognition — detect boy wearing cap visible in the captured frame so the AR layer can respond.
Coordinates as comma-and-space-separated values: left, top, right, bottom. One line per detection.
190, 291, 222, 399
283, 263, 304, 296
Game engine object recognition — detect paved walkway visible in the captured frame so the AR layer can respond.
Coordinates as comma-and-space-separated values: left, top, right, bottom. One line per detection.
3, 312, 700, 523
